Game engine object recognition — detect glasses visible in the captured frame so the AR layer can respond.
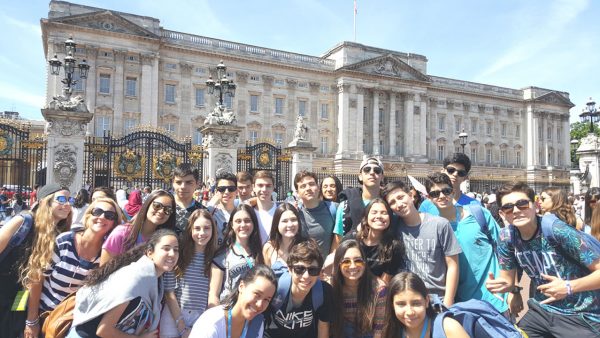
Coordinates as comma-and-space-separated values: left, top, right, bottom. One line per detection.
216, 186, 237, 193
590, 199, 598, 205
429, 187, 453, 199
340, 258, 365, 269
362, 166, 383, 175
445, 167, 468, 177
291, 265, 321, 276
54, 196, 75, 206
91, 208, 117, 221
500, 199, 531, 214
151, 201, 173, 215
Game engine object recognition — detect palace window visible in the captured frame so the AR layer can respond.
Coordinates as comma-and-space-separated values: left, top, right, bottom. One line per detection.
165, 63, 177, 70
516, 151, 522, 166
486, 149, 492, 164
455, 117, 462, 133
123, 118, 137, 133
224, 94, 233, 109
298, 100, 307, 117
471, 119, 477, 133
165, 123, 176, 133
95, 116, 111, 137
193, 129, 203, 145
249, 130, 258, 143
275, 132, 283, 146
125, 77, 137, 97
501, 123, 507, 137
275, 98, 284, 115
486, 122, 492, 136
379, 108, 384, 123
547, 126, 552, 140
250, 95, 259, 113
73, 72, 84, 92
437, 145, 445, 161
274, 79, 285, 87
165, 84, 176, 104
515, 125, 520, 137
470, 148, 477, 163
500, 150, 507, 165
321, 137, 328, 154
557, 126, 562, 140
99, 74, 110, 94
195, 88, 205, 107
438, 116, 445, 131
321, 103, 329, 119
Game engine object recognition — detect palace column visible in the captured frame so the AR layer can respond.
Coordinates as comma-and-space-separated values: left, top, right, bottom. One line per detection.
85, 46, 98, 135
372, 90, 379, 155
418, 94, 427, 158
404, 93, 415, 157
355, 86, 365, 157
389, 92, 396, 156
140, 54, 157, 126
336, 82, 350, 157
113, 50, 125, 133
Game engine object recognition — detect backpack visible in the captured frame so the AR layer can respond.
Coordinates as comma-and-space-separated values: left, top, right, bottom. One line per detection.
338, 187, 364, 235
431, 298, 525, 338
0, 213, 33, 263
271, 270, 323, 313
540, 213, 600, 259
465, 204, 497, 256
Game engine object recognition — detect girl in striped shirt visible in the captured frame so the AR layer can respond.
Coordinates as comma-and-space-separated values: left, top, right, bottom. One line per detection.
161, 209, 219, 338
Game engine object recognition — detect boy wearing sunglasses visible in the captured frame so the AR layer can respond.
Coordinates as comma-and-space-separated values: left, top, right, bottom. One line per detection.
486, 182, 600, 337
419, 153, 478, 216
206, 171, 238, 244
172, 163, 204, 236
264, 240, 333, 338
425, 173, 507, 314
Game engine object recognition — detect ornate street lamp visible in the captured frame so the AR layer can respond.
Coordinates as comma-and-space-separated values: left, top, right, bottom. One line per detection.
48, 35, 89, 101
459, 129, 468, 153
579, 97, 599, 134
205, 60, 236, 107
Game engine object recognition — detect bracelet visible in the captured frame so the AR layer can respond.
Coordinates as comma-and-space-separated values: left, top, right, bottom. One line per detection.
175, 314, 184, 324
566, 280, 573, 296
25, 317, 40, 327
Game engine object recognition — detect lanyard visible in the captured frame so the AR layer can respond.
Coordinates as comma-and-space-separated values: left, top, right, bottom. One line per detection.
234, 242, 254, 269
227, 308, 248, 338
420, 316, 429, 338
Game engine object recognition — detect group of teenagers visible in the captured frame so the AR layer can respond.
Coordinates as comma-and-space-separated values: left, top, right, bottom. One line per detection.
0, 152, 599, 338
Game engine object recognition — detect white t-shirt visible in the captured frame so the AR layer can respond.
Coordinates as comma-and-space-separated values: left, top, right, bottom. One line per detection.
255, 203, 277, 245
189, 305, 264, 338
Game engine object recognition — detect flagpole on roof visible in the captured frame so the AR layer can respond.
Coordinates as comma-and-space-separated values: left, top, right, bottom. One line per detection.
354, 0, 357, 42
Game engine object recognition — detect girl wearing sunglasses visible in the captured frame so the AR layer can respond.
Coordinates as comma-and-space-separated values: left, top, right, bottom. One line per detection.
263, 203, 305, 277
349, 198, 405, 285
331, 239, 387, 338
539, 187, 584, 231
0, 184, 71, 338
209, 204, 265, 306
161, 209, 219, 338
263, 239, 333, 338
100, 189, 176, 265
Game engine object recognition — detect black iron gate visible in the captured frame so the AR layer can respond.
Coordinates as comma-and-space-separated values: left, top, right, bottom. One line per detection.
84, 129, 204, 190
0, 119, 47, 194
237, 141, 291, 199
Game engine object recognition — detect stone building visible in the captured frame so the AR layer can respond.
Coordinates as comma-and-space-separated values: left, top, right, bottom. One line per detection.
41, 1, 573, 191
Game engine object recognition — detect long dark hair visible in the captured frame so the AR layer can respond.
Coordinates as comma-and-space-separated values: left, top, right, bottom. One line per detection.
331, 239, 378, 338
123, 190, 177, 251
178, 209, 218, 278
85, 228, 178, 286
541, 187, 576, 227
585, 187, 600, 224
73, 189, 90, 208
321, 175, 343, 202
221, 264, 277, 311
382, 272, 436, 338
268, 203, 304, 253
357, 198, 404, 268
216, 204, 264, 264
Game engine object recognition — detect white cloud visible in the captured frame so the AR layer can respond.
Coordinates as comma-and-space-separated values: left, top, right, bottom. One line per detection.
0, 82, 45, 110
1, 14, 41, 36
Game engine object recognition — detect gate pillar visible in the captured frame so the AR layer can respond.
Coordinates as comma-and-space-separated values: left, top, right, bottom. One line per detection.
200, 124, 244, 180
42, 108, 93, 192
285, 138, 316, 192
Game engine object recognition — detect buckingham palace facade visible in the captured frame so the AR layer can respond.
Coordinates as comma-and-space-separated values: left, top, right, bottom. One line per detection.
41, 1, 573, 190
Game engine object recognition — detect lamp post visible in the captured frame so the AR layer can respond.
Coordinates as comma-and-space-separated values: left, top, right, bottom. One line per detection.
579, 97, 598, 134
459, 129, 468, 153
48, 36, 89, 101
205, 60, 236, 107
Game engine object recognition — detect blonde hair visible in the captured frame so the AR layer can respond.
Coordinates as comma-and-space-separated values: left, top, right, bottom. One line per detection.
21, 191, 72, 287
81, 197, 125, 230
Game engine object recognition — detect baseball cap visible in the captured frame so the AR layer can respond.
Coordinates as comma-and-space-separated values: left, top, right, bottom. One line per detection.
359, 157, 383, 173
37, 183, 67, 201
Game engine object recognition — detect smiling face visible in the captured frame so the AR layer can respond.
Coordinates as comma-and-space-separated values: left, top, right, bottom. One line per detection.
237, 276, 276, 321
428, 183, 453, 210
217, 179, 238, 205
367, 202, 390, 233
253, 178, 274, 202
339, 247, 365, 282
278, 210, 299, 239
87, 201, 117, 236
51, 190, 72, 223
442, 162, 467, 189
499, 191, 536, 229
385, 188, 416, 219
297, 176, 319, 204
321, 177, 337, 201
232, 209, 254, 242
359, 165, 383, 190
291, 260, 320, 294
147, 234, 179, 276
393, 290, 429, 331
146, 195, 174, 227
191, 216, 213, 250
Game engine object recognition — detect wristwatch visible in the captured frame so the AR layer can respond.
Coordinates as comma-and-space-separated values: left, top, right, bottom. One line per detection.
510, 286, 523, 294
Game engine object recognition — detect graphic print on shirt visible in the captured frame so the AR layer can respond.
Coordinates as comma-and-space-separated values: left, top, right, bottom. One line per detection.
274, 309, 314, 329
403, 237, 438, 275
515, 249, 561, 286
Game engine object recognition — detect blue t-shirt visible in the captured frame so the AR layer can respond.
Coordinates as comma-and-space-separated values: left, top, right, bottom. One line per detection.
453, 206, 507, 313
419, 193, 478, 216
498, 217, 600, 322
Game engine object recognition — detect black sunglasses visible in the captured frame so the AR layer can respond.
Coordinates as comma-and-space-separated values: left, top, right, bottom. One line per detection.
91, 207, 117, 221
291, 265, 321, 277
500, 199, 531, 214
429, 187, 453, 199
362, 166, 383, 175
445, 167, 468, 177
151, 201, 173, 215
216, 186, 237, 193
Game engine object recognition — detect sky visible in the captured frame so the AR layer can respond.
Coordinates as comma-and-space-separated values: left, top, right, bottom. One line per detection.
0, 0, 598, 123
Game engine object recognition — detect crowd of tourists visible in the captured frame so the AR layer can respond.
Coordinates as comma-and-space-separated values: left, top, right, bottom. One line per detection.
1, 153, 599, 338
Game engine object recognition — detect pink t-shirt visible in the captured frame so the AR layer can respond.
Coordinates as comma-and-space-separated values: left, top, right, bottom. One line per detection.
102, 224, 146, 256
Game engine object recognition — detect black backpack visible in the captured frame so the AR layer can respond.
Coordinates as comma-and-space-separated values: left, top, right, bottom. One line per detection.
338, 187, 364, 235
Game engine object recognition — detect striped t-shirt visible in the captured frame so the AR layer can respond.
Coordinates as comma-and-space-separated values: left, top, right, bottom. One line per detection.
164, 251, 210, 314
40, 230, 100, 311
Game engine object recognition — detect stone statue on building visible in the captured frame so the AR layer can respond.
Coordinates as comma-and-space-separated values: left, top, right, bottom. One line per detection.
204, 105, 236, 125
293, 115, 308, 141
46, 93, 88, 112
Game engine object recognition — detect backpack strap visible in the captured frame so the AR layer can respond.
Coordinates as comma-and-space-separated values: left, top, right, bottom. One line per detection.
246, 313, 264, 338
467, 204, 496, 255
271, 271, 292, 312
311, 279, 324, 310
0, 213, 33, 263
540, 213, 559, 246
432, 312, 451, 338
325, 201, 337, 223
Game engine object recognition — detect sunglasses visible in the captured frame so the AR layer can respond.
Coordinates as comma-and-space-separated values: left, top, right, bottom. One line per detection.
500, 199, 531, 214
54, 196, 75, 206
291, 265, 321, 277
362, 166, 383, 175
216, 186, 237, 193
340, 258, 366, 269
590, 199, 598, 205
91, 207, 117, 221
445, 167, 468, 177
151, 201, 173, 215
429, 187, 453, 199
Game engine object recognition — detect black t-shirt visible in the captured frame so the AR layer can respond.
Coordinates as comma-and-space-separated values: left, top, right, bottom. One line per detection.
361, 241, 405, 277
264, 282, 333, 338
75, 297, 143, 337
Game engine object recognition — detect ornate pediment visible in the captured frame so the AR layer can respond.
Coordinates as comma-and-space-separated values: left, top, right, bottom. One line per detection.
531, 91, 575, 108
340, 54, 430, 82
49, 11, 158, 39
